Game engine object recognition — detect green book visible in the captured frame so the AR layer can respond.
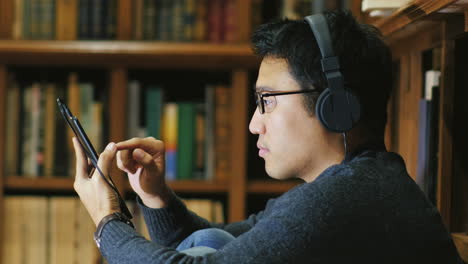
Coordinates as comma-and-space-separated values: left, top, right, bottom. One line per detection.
146, 86, 163, 139
177, 102, 196, 180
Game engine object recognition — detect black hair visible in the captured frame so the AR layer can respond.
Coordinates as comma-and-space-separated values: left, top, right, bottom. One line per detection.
251, 10, 393, 142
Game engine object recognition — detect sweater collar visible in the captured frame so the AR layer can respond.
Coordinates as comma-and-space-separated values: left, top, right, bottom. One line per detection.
342, 141, 387, 164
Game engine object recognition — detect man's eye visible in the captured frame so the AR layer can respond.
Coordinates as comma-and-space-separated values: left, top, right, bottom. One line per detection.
263, 98, 273, 105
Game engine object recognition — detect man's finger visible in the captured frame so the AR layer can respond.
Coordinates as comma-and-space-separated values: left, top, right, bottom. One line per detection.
72, 137, 89, 181
116, 137, 164, 155
132, 148, 158, 174
117, 151, 138, 174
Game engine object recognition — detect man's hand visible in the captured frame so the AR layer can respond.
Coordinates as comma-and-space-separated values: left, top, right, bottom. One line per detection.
73, 137, 121, 226
116, 137, 173, 209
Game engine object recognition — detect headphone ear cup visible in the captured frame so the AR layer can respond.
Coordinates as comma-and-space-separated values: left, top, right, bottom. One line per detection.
315, 88, 361, 133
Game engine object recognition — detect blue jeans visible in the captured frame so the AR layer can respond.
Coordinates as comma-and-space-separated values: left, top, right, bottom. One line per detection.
176, 228, 235, 257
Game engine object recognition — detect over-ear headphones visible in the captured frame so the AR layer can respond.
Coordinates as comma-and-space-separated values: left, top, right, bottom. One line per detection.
304, 14, 361, 133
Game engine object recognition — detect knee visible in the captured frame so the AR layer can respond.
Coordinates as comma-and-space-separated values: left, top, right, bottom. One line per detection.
191, 228, 235, 249
192, 228, 233, 241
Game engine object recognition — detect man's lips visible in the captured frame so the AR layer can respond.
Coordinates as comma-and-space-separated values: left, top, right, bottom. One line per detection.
257, 143, 269, 157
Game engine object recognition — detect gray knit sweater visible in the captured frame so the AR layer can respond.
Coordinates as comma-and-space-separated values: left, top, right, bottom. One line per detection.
99, 150, 462, 263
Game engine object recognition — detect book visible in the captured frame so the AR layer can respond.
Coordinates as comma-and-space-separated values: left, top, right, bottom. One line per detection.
23, 197, 48, 264
194, 103, 206, 179
207, 0, 223, 43
416, 70, 441, 205
67, 73, 80, 176
361, 0, 411, 12
21, 85, 33, 176
78, 0, 89, 39
193, 0, 207, 42
143, 0, 157, 40
40, 0, 55, 39
146, 85, 163, 139
162, 103, 178, 180
5, 75, 21, 176
76, 201, 99, 263
223, 0, 237, 43
204, 85, 215, 180
13, 0, 24, 39
56, 0, 78, 40
177, 102, 196, 180
133, 0, 144, 40
43, 83, 57, 177
2, 197, 24, 263
49, 197, 77, 264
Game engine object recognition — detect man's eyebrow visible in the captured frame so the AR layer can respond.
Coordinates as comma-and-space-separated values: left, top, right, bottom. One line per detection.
254, 86, 275, 92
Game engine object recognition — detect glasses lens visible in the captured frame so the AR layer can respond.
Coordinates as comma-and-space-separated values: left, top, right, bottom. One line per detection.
255, 92, 264, 114
262, 94, 276, 113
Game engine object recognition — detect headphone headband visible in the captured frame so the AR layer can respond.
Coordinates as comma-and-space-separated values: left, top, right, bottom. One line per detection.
304, 14, 344, 91
303, 14, 361, 133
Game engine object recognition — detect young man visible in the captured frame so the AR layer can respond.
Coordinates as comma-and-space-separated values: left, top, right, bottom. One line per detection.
73, 10, 462, 263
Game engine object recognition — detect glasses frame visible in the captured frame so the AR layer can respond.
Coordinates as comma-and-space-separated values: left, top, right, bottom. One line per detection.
255, 90, 321, 114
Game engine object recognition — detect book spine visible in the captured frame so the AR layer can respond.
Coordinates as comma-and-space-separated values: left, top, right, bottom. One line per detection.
78, 0, 89, 39
207, 0, 223, 43
5, 75, 21, 176
193, 0, 207, 42
162, 103, 178, 181
223, 0, 236, 43
183, 0, 195, 41
193, 103, 205, 179
204, 85, 215, 180
13, 0, 24, 39
56, 0, 78, 40
177, 102, 196, 180
40, 0, 55, 39
43, 83, 56, 177
133, 0, 144, 40
146, 86, 163, 139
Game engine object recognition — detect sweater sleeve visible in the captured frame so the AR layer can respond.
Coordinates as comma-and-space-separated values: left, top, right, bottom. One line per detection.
137, 195, 269, 248
98, 199, 318, 264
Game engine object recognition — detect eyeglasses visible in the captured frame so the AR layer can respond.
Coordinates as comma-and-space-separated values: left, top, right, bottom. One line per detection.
255, 90, 321, 114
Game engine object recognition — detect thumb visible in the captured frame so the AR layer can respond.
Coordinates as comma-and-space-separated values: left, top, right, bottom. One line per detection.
132, 148, 158, 174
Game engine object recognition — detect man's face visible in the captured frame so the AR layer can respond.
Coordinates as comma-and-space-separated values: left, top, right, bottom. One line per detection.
249, 57, 335, 182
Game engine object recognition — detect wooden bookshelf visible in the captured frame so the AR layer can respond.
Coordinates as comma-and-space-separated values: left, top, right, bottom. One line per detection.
368, 0, 468, 260
4, 177, 229, 194
0, 41, 259, 69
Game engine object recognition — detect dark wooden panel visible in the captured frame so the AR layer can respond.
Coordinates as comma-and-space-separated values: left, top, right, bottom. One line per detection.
0, 65, 7, 264
228, 70, 248, 222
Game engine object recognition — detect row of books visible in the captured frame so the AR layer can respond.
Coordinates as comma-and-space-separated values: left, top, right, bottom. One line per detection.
133, 0, 237, 42
2, 195, 224, 264
4, 73, 104, 178
127, 81, 231, 182
13, 0, 117, 40
4, 73, 232, 182
11, 0, 237, 42
280, 0, 351, 19
415, 69, 441, 205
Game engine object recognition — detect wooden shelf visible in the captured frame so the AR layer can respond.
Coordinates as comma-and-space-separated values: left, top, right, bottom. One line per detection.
374, 0, 464, 36
4, 176, 229, 194
166, 180, 229, 194
5, 176, 74, 191
0, 40, 260, 69
452, 233, 468, 262
247, 180, 302, 194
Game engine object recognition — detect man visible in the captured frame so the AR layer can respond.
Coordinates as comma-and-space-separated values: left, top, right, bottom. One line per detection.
73, 10, 462, 263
